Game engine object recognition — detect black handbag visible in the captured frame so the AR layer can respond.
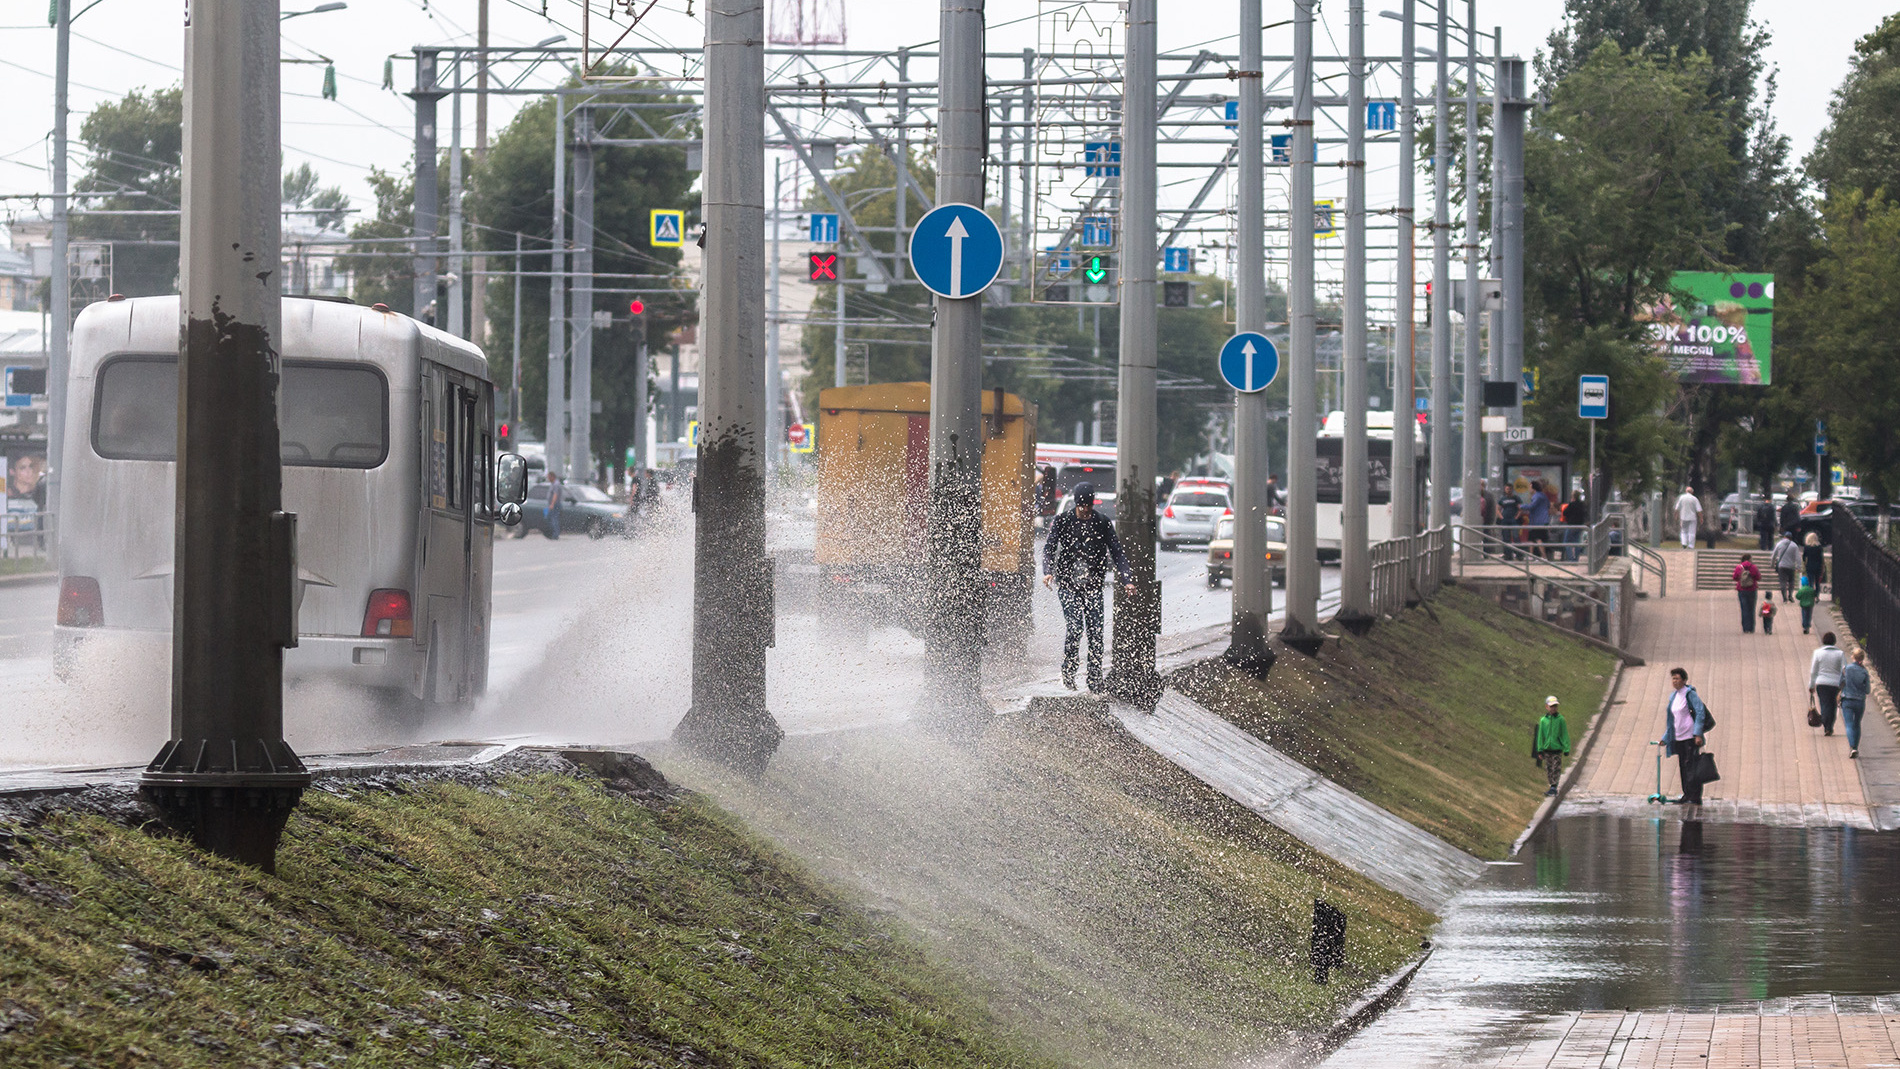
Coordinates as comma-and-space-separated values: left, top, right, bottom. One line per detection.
1690, 751, 1721, 787
1808, 704, 1823, 728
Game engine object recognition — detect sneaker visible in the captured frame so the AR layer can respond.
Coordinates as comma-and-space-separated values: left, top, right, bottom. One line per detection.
1062, 674, 1077, 691
1544, 787, 1557, 797
1851, 749, 1859, 759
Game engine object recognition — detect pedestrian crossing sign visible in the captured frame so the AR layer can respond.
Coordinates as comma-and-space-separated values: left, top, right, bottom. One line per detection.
1314, 200, 1337, 239
650, 209, 685, 247
687, 420, 700, 447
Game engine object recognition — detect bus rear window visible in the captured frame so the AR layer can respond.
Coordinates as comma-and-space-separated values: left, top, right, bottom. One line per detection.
92, 356, 389, 468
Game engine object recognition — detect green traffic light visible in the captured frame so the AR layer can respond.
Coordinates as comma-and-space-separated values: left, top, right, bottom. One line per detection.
1084, 256, 1107, 284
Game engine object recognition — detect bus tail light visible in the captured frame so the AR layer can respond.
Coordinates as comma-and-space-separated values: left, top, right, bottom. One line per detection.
57, 577, 104, 627
362, 588, 414, 638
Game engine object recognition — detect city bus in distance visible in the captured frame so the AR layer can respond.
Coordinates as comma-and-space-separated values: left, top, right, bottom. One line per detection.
55, 295, 503, 712
1315, 409, 1429, 561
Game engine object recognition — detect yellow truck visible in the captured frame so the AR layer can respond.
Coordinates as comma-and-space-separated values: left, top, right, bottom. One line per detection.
810, 382, 1038, 651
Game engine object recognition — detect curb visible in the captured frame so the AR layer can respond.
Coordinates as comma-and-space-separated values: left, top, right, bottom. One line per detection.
1293, 947, 1434, 1066
0, 570, 55, 589
1511, 658, 1625, 857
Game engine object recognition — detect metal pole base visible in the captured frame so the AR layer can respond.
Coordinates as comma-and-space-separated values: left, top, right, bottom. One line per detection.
1106, 666, 1163, 711
1334, 611, 1377, 636
1280, 626, 1327, 658
673, 707, 783, 778
140, 738, 310, 872
1224, 615, 1277, 679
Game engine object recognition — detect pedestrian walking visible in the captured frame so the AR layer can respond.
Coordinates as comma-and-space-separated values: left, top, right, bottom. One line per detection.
1526, 480, 1552, 559
1531, 696, 1572, 797
1811, 631, 1846, 737
1041, 482, 1135, 692
1660, 667, 1715, 805
1760, 597, 1776, 634
1779, 496, 1801, 539
1733, 553, 1761, 633
1772, 530, 1801, 602
1265, 474, 1286, 511
1842, 647, 1871, 759
1754, 498, 1776, 550
1562, 490, 1588, 561
1675, 486, 1703, 549
1803, 531, 1828, 592
1796, 575, 1819, 634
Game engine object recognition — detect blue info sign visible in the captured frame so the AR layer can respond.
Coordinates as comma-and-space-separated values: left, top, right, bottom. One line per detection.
1578, 375, 1608, 419
1219, 332, 1279, 393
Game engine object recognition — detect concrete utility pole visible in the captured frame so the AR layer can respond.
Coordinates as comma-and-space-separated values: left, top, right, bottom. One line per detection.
1429, 3, 1452, 531
1338, 0, 1372, 630
1487, 30, 1504, 491
511, 231, 523, 431
766, 158, 783, 475
47, 0, 70, 567
1226, 0, 1274, 676
1498, 56, 1528, 501
1110, 0, 1160, 703
410, 49, 444, 323
471, 0, 490, 351
634, 317, 650, 472
922, 0, 987, 718
569, 106, 596, 483
447, 58, 465, 338
833, 282, 846, 387
1460, 0, 1482, 534
1391, 0, 1417, 544
544, 96, 568, 479
1283, 0, 1321, 650
673, 0, 782, 772
141, 0, 307, 870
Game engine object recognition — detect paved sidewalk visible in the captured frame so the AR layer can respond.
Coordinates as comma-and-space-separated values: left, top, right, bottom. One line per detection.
1477, 1010, 1900, 1068
1568, 548, 1879, 823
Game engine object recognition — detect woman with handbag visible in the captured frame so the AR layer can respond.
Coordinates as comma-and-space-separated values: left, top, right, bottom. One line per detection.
1811, 632, 1846, 736
1660, 667, 1716, 805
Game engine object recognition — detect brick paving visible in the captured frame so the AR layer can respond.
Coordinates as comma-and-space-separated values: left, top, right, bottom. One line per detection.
1478, 1012, 1900, 1068
1570, 548, 1871, 817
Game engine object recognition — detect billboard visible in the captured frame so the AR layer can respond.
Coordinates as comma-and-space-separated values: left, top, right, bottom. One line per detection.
1640, 272, 1773, 384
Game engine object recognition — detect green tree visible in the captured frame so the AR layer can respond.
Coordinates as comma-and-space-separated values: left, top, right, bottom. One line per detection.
72, 86, 182, 297
1522, 43, 1733, 496
1777, 190, 1900, 506
1807, 13, 1900, 198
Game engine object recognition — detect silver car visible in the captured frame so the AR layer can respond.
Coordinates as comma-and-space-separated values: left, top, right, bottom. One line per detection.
1159, 488, 1231, 548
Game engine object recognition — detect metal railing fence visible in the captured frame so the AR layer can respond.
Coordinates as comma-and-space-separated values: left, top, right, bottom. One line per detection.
0, 510, 50, 559
1831, 509, 1898, 687
1369, 523, 1450, 617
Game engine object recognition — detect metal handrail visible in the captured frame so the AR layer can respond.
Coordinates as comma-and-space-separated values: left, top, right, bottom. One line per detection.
1369, 524, 1451, 616
1623, 538, 1667, 597
1454, 524, 1610, 611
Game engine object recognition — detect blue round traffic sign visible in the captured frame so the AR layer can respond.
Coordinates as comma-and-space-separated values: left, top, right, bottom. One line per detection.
908, 203, 1005, 300
1219, 332, 1279, 393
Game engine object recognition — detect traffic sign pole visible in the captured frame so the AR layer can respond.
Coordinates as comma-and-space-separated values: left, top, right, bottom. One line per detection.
921, 0, 988, 724
1339, 0, 1372, 631
1228, 0, 1274, 677
1428, 0, 1452, 534
1284, 0, 1321, 651
1109, 0, 1160, 705
1390, 0, 1417, 545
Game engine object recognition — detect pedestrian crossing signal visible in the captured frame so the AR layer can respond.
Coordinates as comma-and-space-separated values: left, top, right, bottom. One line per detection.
808, 251, 839, 282
1163, 281, 1190, 308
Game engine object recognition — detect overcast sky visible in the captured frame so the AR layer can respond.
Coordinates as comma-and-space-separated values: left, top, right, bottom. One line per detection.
0, 1, 1885, 226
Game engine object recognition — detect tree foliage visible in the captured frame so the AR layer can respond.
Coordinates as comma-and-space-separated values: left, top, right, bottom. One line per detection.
72, 86, 182, 297
1807, 13, 1900, 199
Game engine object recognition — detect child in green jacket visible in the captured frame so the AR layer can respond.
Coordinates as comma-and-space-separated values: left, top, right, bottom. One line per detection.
1533, 696, 1572, 797
1797, 576, 1819, 635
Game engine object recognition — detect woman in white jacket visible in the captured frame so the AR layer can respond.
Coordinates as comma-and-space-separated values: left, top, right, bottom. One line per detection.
1811, 632, 1846, 737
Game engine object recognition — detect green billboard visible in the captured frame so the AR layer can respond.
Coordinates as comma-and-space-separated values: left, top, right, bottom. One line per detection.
1639, 272, 1773, 384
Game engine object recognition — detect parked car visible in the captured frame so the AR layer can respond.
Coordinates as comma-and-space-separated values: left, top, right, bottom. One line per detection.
1159, 488, 1232, 548
1205, 515, 1286, 588
518, 481, 631, 539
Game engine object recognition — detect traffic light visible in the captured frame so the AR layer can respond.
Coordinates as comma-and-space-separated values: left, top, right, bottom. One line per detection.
628, 298, 645, 316
808, 251, 839, 282
1163, 281, 1190, 308
497, 422, 513, 450
1083, 253, 1109, 285
1424, 280, 1432, 327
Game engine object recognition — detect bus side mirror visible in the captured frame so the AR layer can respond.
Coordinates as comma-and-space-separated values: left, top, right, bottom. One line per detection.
497, 452, 529, 506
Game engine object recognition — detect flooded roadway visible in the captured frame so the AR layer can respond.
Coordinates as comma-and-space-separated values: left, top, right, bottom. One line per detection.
1324, 812, 1900, 1066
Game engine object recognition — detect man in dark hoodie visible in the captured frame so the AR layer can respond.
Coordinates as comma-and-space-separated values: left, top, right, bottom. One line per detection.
1042, 483, 1135, 692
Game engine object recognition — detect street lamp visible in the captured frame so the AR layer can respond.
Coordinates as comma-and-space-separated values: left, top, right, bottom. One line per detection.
282, 1, 347, 19
534, 34, 567, 48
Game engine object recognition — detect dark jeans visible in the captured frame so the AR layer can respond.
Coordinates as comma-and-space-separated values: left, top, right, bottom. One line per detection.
1675, 737, 1705, 804
1816, 684, 1840, 734
1807, 563, 1826, 592
1843, 698, 1866, 751
1738, 588, 1757, 632
1056, 582, 1106, 689
1777, 567, 1796, 602
1801, 605, 1814, 631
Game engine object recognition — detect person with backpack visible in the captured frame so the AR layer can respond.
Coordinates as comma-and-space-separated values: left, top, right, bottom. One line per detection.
1532, 696, 1572, 797
1772, 530, 1802, 603
1760, 597, 1777, 635
1661, 667, 1715, 805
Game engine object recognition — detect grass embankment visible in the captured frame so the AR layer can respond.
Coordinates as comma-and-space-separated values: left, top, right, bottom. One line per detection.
664, 712, 1434, 1069
1177, 585, 1619, 859
0, 765, 1058, 1068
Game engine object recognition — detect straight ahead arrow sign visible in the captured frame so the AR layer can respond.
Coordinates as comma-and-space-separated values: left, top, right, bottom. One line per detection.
944, 216, 969, 298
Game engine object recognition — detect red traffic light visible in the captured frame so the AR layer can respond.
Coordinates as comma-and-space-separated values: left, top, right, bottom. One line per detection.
808, 251, 839, 282
628, 298, 645, 315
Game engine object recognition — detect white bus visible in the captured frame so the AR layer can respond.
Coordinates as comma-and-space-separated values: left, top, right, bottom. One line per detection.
1314, 410, 1429, 560
55, 295, 508, 711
